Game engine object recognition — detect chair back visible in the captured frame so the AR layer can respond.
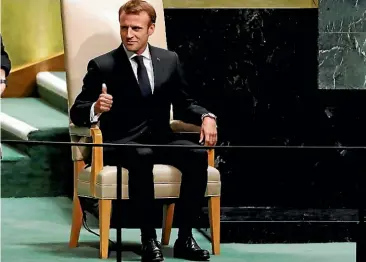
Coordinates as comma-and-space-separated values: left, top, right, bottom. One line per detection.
60, 0, 167, 161
61, 0, 167, 112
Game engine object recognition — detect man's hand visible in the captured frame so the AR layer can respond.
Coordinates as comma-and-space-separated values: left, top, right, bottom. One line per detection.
1, 83, 6, 96
199, 117, 218, 146
95, 83, 113, 114
1, 68, 6, 96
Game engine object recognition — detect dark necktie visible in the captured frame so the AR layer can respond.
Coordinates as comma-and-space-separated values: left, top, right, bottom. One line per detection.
133, 55, 152, 97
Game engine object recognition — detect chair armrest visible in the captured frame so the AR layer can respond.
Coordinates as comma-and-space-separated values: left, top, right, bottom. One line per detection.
69, 123, 95, 161
69, 122, 102, 196
90, 126, 104, 197
171, 132, 200, 143
170, 120, 215, 167
69, 123, 92, 137
170, 120, 201, 133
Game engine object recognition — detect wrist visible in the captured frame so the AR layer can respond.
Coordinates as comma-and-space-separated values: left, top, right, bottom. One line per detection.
201, 113, 216, 121
0, 79, 7, 86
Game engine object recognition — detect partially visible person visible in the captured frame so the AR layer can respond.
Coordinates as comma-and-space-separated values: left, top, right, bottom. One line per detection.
1, 34, 11, 95
0, 34, 11, 159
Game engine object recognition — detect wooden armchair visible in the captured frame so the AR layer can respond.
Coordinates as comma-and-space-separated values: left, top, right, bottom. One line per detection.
61, 0, 221, 259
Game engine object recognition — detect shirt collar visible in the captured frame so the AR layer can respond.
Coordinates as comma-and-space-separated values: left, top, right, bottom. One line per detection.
123, 44, 151, 61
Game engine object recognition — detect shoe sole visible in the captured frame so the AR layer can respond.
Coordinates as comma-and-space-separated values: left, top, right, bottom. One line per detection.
173, 254, 210, 261
141, 257, 164, 262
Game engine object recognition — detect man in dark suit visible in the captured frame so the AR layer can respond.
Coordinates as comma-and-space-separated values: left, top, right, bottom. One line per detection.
70, 1, 217, 261
1, 34, 11, 96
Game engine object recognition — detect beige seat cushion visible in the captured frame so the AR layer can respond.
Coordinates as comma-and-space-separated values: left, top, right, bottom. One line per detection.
78, 164, 221, 199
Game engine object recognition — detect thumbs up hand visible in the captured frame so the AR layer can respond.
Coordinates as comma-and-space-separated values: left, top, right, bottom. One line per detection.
95, 83, 113, 114
101, 83, 108, 94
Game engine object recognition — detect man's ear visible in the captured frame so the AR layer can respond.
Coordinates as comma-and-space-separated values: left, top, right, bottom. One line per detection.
148, 23, 155, 36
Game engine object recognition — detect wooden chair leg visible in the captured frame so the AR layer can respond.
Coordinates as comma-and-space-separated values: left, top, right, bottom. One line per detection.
161, 203, 175, 245
69, 160, 85, 248
99, 199, 112, 259
208, 196, 220, 255
69, 195, 83, 248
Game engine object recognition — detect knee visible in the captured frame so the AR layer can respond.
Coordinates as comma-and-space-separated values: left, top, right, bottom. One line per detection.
134, 147, 154, 168
190, 149, 208, 168
136, 147, 153, 158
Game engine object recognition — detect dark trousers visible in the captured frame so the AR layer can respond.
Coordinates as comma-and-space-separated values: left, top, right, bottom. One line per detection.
104, 133, 208, 240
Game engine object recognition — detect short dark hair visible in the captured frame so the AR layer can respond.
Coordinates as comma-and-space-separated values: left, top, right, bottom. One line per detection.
118, 0, 157, 24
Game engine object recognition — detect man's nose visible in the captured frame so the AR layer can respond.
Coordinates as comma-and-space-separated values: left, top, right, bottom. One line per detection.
127, 28, 134, 38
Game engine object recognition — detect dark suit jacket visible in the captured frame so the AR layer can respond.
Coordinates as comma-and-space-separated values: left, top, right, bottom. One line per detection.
1, 35, 11, 77
70, 44, 209, 143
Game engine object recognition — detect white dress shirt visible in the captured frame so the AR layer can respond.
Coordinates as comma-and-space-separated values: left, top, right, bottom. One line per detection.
90, 44, 154, 123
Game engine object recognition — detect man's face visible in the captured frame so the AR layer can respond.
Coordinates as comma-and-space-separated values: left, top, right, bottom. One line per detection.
119, 11, 155, 54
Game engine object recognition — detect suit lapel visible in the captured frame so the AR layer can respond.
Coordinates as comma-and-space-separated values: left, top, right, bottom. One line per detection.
149, 44, 162, 93
113, 44, 143, 98
116, 44, 139, 83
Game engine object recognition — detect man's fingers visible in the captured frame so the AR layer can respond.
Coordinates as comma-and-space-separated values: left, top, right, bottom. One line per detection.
210, 133, 217, 145
96, 84, 112, 113
100, 101, 112, 108
102, 83, 107, 94
100, 96, 113, 104
100, 105, 111, 111
204, 132, 210, 146
199, 129, 204, 143
100, 94, 113, 100
205, 132, 217, 146
206, 134, 213, 146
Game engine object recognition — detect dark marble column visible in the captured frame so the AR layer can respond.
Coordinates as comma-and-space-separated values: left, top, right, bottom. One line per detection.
163, 8, 363, 243
318, 0, 366, 149
318, 0, 366, 89
165, 8, 326, 208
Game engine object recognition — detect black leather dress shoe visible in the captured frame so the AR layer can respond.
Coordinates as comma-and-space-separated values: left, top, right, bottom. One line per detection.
141, 238, 164, 262
173, 236, 210, 261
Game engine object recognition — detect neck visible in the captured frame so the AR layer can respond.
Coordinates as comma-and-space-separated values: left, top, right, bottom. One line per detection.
136, 43, 148, 55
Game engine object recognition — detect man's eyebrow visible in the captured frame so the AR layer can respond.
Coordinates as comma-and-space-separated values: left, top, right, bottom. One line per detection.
120, 25, 143, 28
